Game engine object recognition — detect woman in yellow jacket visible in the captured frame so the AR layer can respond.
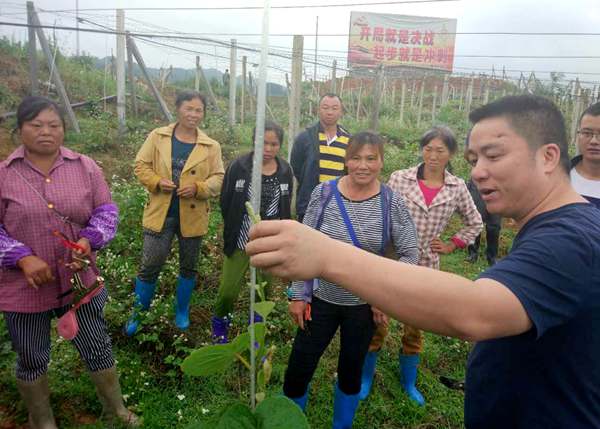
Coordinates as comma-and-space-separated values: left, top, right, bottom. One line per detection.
125, 91, 224, 335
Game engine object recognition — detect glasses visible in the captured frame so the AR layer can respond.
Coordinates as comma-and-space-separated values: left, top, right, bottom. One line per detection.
577, 130, 600, 141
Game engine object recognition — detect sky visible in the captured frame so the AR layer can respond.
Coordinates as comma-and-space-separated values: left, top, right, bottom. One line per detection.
1, 0, 600, 88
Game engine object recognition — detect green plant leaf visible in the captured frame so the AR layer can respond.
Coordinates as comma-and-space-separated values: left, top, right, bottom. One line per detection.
181, 344, 236, 376
216, 403, 257, 429
191, 402, 256, 429
248, 322, 266, 345
255, 396, 310, 429
254, 301, 275, 319
257, 369, 265, 390
231, 332, 251, 354
248, 322, 267, 359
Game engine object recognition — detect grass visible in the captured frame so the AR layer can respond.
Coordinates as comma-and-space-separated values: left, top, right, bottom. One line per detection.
0, 176, 515, 428
0, 45, 517, 426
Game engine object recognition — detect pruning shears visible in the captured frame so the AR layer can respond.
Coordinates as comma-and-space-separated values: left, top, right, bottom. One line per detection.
53, 230, 90, 266
54, 230, 92, 300
53, 230, 86, 253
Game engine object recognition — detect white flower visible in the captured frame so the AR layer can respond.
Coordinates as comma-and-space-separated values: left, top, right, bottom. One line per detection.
177, 394, 185, 401
201, 408, 210, 415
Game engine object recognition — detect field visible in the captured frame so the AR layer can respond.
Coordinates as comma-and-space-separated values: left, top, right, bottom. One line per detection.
0, 37, 524, 429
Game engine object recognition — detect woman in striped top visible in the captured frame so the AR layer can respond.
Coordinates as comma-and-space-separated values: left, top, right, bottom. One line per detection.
211, 121, 293, 343
284, 131, 419, 428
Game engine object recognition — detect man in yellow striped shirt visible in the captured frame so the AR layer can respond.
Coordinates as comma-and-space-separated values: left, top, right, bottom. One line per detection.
291, 93, 351, 221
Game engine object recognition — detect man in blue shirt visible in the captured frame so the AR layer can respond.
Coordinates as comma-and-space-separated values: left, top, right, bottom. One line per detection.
246, 95, 600, 428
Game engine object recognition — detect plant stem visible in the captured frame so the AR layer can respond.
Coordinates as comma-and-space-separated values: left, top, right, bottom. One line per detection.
235, 353, 252, 370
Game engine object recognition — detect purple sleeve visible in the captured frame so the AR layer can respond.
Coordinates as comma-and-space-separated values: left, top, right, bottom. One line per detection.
0, 224, 33, 268
79, 203, 119, 250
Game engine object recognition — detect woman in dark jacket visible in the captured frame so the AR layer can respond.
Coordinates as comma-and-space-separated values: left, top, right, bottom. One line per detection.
211, 121, 293, 343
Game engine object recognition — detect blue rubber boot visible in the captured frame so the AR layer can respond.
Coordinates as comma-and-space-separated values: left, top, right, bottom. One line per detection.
399, 354, 425, 406
175, 276, 195, 330
332, 383, 360, 429
358, 351, 378, 400
286, 388, 309, 413
125, 278, 156, 336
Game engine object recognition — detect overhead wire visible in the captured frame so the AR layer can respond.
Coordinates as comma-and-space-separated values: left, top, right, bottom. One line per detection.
8, 10, 600, 37
74, 16, 292, 78
65, 13, 600, 83
4, 21, 600, 62
41, 0, 460, 13
3, 11, 600, 87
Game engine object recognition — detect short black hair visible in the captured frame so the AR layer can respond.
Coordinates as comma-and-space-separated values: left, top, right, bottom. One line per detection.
580, 101, 600, 122
253, 120, 284, 146
319, 93, 345, 112
175, 90, 208, 112
15, 96, 65, 131
420, 125, 458, 154
469, 95, 569, 173
346, 131, 384, 162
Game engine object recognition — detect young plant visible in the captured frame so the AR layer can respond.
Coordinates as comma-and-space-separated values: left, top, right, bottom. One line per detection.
181, 294, 307, 427
181, 202, 308, 427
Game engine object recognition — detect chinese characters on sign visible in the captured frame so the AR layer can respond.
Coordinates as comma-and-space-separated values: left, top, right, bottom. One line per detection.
348, 12, 457, 72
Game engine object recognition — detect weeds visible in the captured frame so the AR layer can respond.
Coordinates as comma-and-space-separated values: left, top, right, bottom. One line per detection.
0, 37, 523, 428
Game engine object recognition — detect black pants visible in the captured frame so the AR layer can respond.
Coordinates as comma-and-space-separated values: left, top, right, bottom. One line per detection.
283, 297, 376, 397
469, 222, 500, 260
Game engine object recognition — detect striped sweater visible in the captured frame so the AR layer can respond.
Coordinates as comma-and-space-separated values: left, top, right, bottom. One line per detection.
318, 131, 350, 182
289, 182, 419, 306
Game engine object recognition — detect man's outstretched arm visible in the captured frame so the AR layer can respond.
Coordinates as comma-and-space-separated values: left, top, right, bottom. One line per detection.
246, 220, 531, 342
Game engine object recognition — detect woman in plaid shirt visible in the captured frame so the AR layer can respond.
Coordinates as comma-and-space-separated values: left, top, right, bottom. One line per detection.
361, 126, 482, 405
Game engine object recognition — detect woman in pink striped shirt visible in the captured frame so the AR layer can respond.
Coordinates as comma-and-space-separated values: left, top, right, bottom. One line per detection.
0, 97, 137, 427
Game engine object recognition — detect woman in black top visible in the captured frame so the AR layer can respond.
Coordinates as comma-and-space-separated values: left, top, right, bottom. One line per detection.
211, 121, 293, 343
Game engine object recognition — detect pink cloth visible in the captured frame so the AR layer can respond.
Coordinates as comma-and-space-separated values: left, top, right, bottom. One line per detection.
0, 146, 115, 312
451, 236, 467, 249
417, 179, 442, 207
418, 181, 467, 249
